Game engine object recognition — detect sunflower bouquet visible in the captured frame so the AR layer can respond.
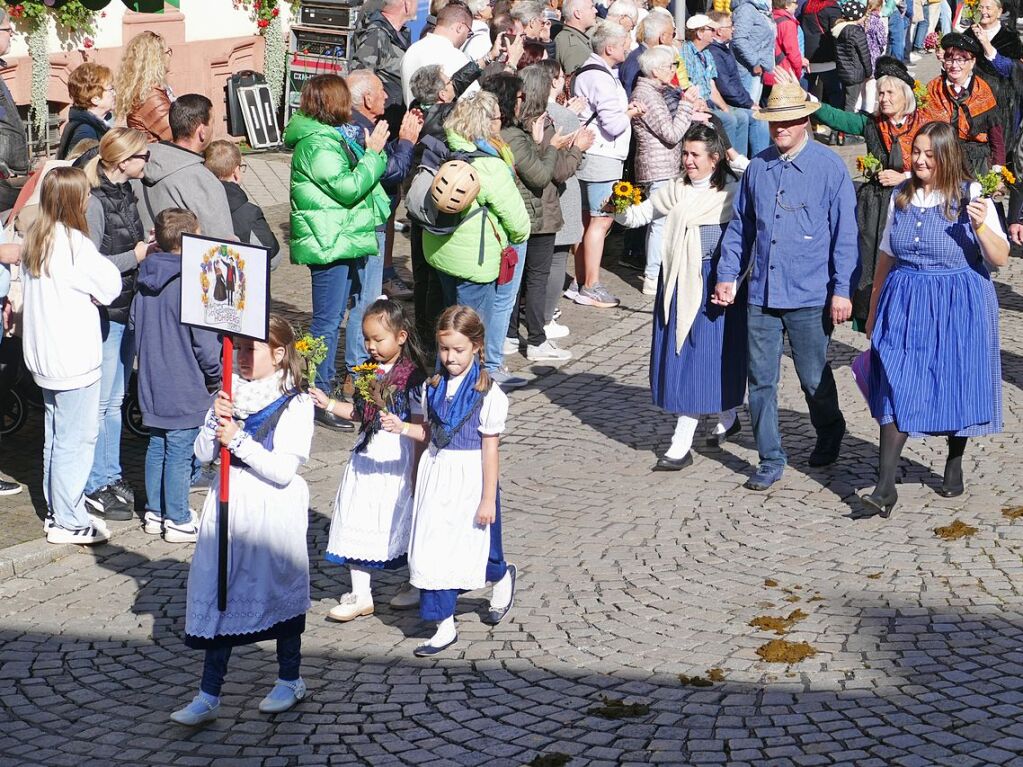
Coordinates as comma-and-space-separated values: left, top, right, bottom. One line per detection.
855, 153, 882, 182
977, 165, 1016, 199
960, 0, 980, 25
610, 180, 643, 214
913, 79, 929, 110
351, 361, 381, 403
295, 333, 328, 387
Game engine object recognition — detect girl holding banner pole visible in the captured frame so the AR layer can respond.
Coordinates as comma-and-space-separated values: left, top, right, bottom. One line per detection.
171, 315, 315, 725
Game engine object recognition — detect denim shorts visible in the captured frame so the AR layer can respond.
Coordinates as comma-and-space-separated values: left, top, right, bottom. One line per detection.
580, 180, 615, 217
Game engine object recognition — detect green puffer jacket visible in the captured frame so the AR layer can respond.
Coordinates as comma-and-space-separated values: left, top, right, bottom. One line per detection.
423, 132, 531, 283
284, 112, 390, 265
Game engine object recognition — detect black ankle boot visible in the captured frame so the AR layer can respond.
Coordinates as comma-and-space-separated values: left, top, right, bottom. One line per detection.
939, 436, 966, 497
939, 459, 964, 497
857, 423, 907, 519
859, 487, 898, 518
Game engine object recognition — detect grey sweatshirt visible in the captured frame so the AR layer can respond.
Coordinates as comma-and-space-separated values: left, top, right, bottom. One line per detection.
132, 141, 235, 240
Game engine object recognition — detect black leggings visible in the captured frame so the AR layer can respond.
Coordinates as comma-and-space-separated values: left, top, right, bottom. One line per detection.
509, 234, 556, 347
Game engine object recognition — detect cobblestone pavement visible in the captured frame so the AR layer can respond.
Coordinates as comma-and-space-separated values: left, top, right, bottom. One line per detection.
9, 96, 1023, 763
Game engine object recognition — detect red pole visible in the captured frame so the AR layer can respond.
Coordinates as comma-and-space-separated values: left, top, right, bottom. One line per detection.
217, 335, 233, 612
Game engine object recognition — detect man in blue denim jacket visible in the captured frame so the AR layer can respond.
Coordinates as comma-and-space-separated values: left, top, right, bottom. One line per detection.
714, 82, 859, 491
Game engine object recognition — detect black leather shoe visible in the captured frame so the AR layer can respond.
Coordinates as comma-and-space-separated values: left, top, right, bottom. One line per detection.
413, 635, 458, 657
809, 421, 846, 467
314, 408, 355, 431
482, 564, 516, 626
653, 452, 693, 472
706, 420, 741, 447
939, 460, 964, 497
858, 489, 898, 519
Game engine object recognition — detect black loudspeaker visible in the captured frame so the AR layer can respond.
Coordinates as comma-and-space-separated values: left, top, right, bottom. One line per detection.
225, 70, 267, 138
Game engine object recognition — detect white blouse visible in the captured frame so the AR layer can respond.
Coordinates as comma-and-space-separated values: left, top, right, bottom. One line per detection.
879, 182, 1007, 256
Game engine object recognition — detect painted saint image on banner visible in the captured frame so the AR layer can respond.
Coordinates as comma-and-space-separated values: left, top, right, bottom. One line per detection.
200, 244, 247, 332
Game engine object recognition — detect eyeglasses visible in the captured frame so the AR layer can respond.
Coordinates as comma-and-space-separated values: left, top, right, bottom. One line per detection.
0, 27, 12, 33
943, 54, 973, 63
130, 151, 151, 162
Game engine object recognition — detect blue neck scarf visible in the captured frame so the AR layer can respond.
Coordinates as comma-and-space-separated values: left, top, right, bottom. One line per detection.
427, 361, 483, 449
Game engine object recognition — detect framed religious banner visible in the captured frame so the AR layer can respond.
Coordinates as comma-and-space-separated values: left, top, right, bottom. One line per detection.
180, 233, 271, 341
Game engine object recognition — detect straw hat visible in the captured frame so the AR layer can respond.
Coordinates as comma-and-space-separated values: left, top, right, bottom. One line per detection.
753, 81, 820, 122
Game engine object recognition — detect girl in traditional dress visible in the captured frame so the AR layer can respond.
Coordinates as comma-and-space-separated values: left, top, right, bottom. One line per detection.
861, 121, 1007, 519
171, 315, 314, 725
380, 306, 517, 657
615, 123, 748, 470
311, 298, 427, 622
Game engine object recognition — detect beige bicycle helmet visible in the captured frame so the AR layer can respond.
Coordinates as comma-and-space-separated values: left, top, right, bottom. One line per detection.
430, 160, 481, 214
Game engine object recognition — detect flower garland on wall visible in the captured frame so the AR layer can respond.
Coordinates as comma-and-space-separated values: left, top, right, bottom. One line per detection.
0, 1, 97, 139
233, 0, 300, 111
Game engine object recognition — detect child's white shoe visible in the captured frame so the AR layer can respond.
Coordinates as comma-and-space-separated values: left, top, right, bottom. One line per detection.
258, 677, 306, 714
170, 691, 219, 726
388, 583, 419, 610
143, 510, 163, 535
327, 592, 374, 622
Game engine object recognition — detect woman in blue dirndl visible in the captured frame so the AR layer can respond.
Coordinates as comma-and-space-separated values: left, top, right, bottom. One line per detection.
616, 123, 748, 471
862, 121, 1008, 519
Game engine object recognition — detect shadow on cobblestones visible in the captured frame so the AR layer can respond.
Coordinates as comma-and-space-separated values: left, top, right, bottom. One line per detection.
4, 591, 1023, 766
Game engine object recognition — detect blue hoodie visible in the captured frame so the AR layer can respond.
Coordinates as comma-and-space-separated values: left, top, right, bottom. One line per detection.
130, 251, 221, 429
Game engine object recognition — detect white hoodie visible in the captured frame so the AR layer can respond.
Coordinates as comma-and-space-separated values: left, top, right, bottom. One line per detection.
22, 225, 121, 391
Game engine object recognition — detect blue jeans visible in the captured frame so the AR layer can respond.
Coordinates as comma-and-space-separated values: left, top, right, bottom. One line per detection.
437, 272, 497, 353
308, 247, 384, 390
486, 241, 527, 372
939, 0, 952, 34
200, 634, 302, 697
747, 304, 844, 470
711, 105, 752, 157
145, 427, 200, 525
86, 318, 132, 494
912, 4, 929, 49
644, 180, 671, 281
888, 10, 909, 62
42, 381, 101, 530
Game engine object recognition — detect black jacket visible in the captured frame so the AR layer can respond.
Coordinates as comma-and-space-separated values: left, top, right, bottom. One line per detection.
801, 2, 842, 64
834, 22, 871, 86
351, 109, 414, 195
408, 60, 483, 181
89, 170, 146, 324
57, 108, 110, 160
222, 181, 282, 271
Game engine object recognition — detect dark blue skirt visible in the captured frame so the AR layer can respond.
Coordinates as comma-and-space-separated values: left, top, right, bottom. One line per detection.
868, 264, 1002, 436
649, 259, 747, 415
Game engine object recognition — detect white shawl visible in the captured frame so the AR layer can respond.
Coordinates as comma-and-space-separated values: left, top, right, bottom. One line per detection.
616, 175, 739, 351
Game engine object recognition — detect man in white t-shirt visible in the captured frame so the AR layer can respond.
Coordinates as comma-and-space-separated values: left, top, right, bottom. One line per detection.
401, 3, 497, 106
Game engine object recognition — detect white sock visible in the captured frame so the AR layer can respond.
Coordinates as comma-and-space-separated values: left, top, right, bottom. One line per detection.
664, 414, 698, 459
491, 569, 513, 609
429, 616, 456, 647
713, 408, 737, 435
350, 566, 372, 600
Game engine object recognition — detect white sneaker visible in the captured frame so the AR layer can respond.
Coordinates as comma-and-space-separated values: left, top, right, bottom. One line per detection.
46, 523, 110, 546
143, 510, 163, 535
502, 337, 520, 356
543, 320, 570, 339
389, 582, 420, 609
642, 276, 658, 296
552, 307, 562, 321
527, 340, 572, 362
43, 512, 108, 534
327, 592, 374, 622
163, 513, 199, 543
563, 279, 579, 300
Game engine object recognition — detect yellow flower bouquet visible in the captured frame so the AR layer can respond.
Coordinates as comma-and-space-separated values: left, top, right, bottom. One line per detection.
610, 181, 643, 214
295, 333, 328, 386
855, 153, 882, 182
978, 166, 1015, 199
